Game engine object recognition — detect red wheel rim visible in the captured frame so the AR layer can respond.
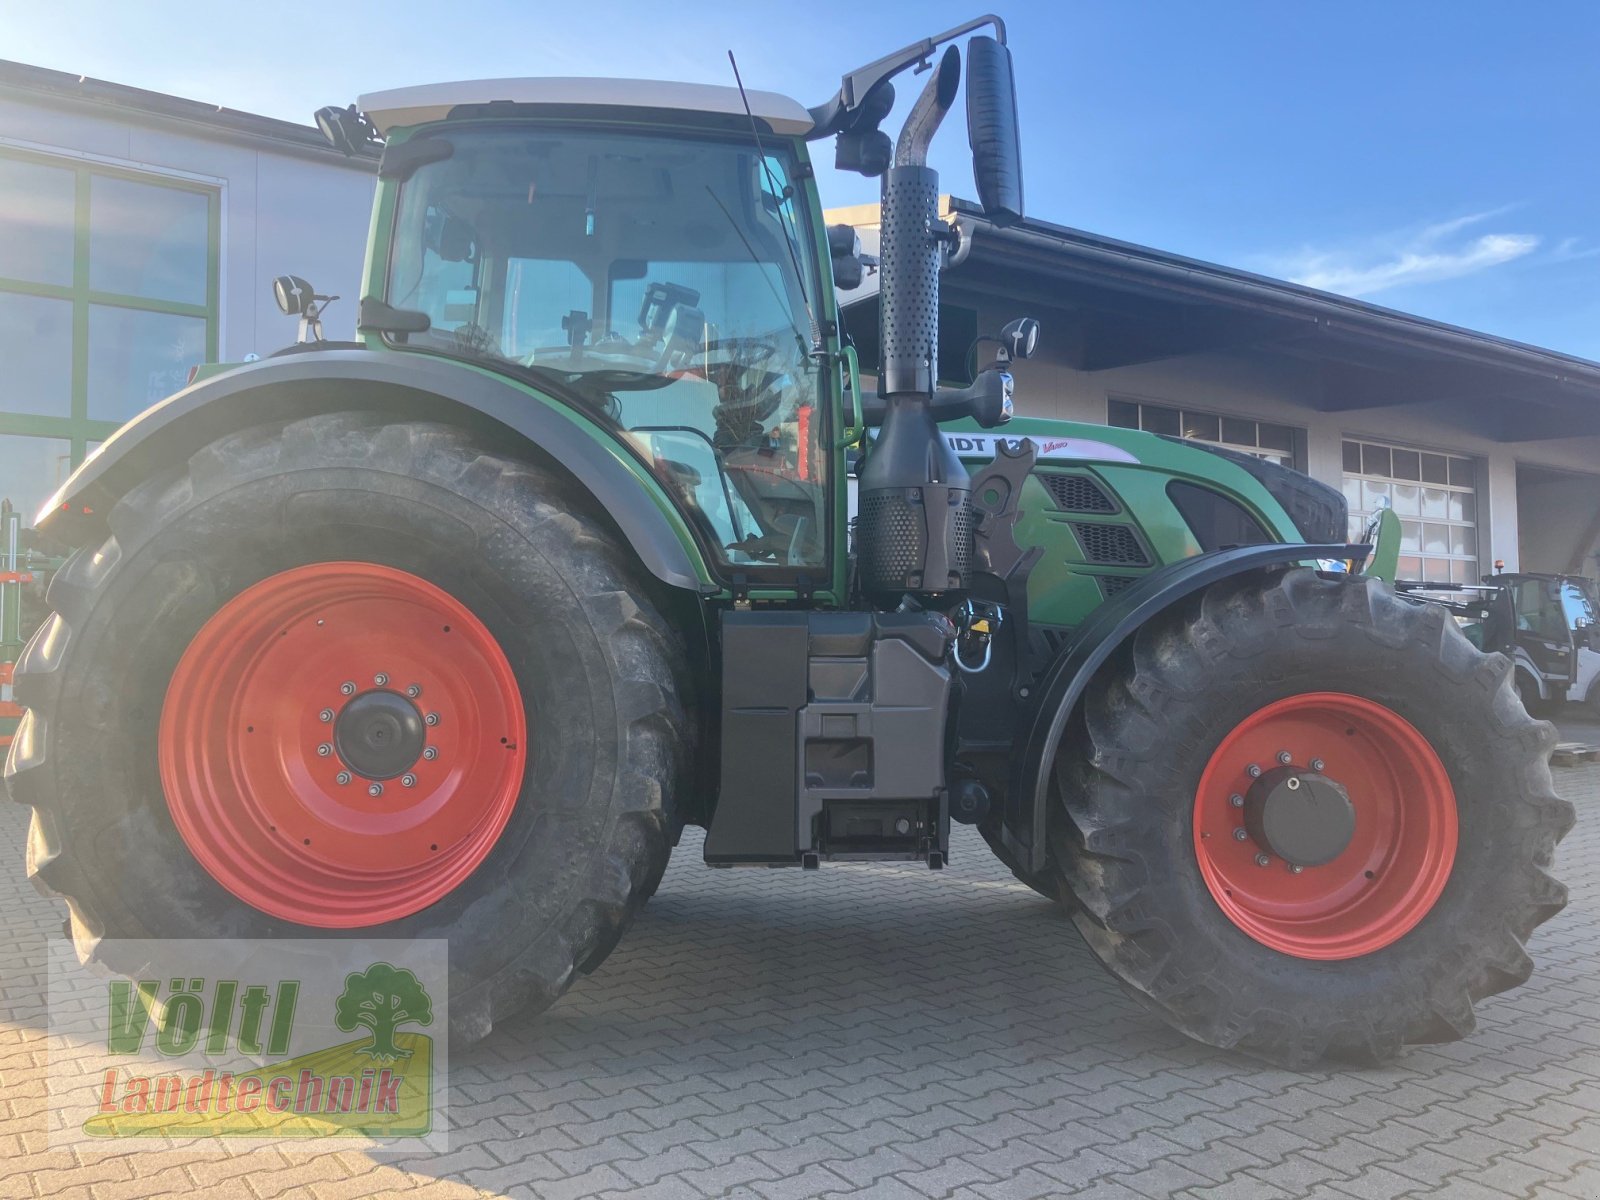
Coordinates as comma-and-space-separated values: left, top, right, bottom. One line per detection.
1192, 692, 1457, 960
159, 562, 526, 928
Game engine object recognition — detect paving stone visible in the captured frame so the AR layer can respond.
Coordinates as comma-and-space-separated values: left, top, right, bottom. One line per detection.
0, 765, 1596, 1200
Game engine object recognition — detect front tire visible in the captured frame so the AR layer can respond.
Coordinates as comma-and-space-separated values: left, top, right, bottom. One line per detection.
1049, 569, 1573, 1067
8, 413, 689, 1042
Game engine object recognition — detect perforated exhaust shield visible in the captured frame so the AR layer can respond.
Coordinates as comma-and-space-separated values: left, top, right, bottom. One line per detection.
877, 165, 941, 397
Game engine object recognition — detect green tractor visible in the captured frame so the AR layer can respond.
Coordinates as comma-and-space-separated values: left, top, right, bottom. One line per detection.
10, 17, 1572, 1066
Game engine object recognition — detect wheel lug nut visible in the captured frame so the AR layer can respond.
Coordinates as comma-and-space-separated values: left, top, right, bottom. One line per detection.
1233, 828, 1249, 842
340, 681, 356, 696
1311, 758, 1325, 772
1229, 793, 1244, 808
401, 773, 416, 788
407, 684, 422, 698
1246, 764, 1262, 778
336, 771, 351, 785
423, 746, 438, 760
1289, 864, 1304, 875
1255, 854, 1271, 867
319, 708, 334, 723
368, 783, 383, 797
316, 743, 332, 757
374, 672, 389, 686
1277, 750, 1292, 765
425, 712, 440, 726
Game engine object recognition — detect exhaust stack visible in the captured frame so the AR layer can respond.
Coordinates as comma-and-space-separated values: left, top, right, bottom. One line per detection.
857, 47, 974, 598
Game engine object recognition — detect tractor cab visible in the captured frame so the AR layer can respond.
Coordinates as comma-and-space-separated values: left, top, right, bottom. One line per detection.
1402, 571, 1600, 710
352, 82, 836, 574
1494, 573, 1600, 708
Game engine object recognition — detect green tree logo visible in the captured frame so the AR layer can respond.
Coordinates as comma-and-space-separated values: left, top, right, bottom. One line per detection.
333, 963, 434, 1061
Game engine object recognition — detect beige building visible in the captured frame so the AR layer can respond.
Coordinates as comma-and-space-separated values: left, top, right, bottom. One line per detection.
834, 197, 1600, 581
0, 61, 377, 527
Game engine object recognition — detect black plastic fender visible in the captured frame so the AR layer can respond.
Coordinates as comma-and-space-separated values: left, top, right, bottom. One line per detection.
1003, 542, 1364, 876
39, 349, 709, 592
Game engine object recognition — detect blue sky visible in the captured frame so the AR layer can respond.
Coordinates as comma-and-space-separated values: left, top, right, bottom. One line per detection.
6, 1, 1597, 358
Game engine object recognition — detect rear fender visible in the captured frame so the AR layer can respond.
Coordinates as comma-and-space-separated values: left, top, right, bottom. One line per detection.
1003, 542, 1362, 876
40, 350, 713, 593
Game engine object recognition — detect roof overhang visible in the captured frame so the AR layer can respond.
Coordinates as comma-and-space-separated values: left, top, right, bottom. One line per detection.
0, 59, 378, 167
832, 196, 1600, 443
358, 78, 813, 137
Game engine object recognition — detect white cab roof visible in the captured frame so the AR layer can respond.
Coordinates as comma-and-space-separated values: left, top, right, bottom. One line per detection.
358, 78, 813, 136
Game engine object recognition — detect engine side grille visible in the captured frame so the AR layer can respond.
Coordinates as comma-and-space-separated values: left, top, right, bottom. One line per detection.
1072, 522, 1150, 567
1038, 472, 1116, 513
1096, 574, 1138, 599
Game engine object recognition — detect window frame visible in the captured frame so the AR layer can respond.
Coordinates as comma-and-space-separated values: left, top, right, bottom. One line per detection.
1341, 436, 1480, 585
0, 145, 220, 507
1107, 396, 1305, 471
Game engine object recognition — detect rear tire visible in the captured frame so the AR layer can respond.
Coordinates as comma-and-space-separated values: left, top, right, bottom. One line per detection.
1048, 569, 1573, 1067
7, 413, 690, 1043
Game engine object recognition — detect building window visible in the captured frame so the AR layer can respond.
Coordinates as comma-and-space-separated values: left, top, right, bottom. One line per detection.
1108, 398, 1302, 469
1342, 438, 1477, 584
0, 148, 218, 524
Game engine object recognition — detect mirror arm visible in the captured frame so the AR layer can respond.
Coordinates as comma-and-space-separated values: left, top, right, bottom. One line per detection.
807, 12, 1007, 138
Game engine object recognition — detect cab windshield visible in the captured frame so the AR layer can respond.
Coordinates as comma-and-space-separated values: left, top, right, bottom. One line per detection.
386, 124, 829, 570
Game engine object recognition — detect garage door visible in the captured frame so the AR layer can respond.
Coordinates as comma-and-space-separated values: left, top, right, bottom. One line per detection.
1343, 438, 1478, 584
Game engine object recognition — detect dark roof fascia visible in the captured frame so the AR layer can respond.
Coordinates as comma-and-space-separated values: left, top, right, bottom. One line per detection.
949, 197, 1600, 393
0, 59, 379, 169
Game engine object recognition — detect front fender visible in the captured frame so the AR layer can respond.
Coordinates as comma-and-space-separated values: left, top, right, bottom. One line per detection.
40, 350, 713, 593
1003, 542, 1363, 876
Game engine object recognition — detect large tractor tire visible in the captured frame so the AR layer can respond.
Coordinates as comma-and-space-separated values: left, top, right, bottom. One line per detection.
1048, 568, 1573, 1067
8, 413, 689, 1043
979, 822, 1065, 904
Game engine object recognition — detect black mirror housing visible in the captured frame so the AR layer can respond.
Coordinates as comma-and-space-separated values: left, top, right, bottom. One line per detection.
965, 35, 1023, 226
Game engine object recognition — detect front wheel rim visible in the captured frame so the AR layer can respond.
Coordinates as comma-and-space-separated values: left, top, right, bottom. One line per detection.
1192, 692, 1458, 960
159, 562, 527, 928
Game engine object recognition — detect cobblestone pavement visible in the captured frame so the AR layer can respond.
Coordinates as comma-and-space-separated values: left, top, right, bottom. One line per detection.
4, 764, 1598, 1200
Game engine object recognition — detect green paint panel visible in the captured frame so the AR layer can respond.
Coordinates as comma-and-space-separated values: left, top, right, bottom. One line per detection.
950, 416, 1304, 630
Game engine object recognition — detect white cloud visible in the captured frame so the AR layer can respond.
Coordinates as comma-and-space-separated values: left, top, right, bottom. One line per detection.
1268, 210, 1540, 298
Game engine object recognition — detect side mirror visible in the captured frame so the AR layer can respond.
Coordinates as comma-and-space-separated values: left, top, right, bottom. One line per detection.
965, 36, 1023, 226
999, 316, 1040, 361
273, 275, 314, 316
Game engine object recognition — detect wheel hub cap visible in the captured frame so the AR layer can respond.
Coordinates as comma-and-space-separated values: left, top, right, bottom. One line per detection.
335, 690, 426, 780
1193, 692, 1458, 960
159, 562, 527, 929
1243, 766, 1355, 867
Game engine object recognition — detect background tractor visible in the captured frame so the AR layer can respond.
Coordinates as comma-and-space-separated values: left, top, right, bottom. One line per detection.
8, 16, 1572, 1067
1401, 571, 1600, 715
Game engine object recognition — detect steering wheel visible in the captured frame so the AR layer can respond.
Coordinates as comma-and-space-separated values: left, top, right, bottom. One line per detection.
704, 337, 779, 367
